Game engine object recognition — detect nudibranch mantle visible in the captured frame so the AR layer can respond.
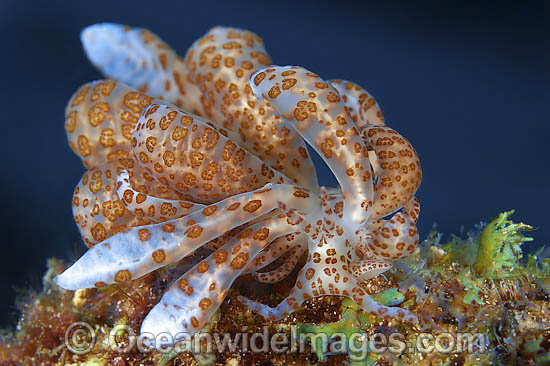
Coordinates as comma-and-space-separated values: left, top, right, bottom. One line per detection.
55, 23, 422, 340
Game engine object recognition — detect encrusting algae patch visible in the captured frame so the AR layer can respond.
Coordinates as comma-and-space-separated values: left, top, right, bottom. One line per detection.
0, 23, 548, 366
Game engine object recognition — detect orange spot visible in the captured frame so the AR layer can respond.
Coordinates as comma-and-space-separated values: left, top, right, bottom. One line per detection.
136, 193, 146, 204
243, 200, 262, 212
202, 206, 217, 216
230, 252, 249, 269
179, 278, 194, 296
293, 190, 309, 198
185, 225, 203, 238
253, 227, 270, 241
268, 85, 281, 98
197, 261, 210, 273
253, 72, 266, 86
152, 249, 166, 263
88, 102, 110, 127
138, 228, 151, 241
114, 270, 132, 282
213, 249, 228, 264
162, 223, 175, 233
199, 298, 212, 310
305, 268, 315, 280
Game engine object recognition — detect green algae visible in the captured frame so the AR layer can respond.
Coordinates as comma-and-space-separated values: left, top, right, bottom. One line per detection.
473, 210, 534, 276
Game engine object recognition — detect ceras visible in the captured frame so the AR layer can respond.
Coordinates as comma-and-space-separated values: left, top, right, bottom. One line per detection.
56, 23, 422, 339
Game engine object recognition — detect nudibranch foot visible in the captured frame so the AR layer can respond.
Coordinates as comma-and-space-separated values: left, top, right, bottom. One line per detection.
239, 186, 418, 325
238, 273, 418, 324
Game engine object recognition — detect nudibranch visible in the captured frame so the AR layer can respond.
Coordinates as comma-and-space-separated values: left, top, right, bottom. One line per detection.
55, 23, 422, 340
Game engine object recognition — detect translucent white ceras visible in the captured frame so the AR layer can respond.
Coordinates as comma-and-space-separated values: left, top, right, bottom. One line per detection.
55, 23, 422, 341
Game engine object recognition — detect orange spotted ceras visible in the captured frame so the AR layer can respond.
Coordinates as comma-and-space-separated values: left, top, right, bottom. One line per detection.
56, 23, 422, 339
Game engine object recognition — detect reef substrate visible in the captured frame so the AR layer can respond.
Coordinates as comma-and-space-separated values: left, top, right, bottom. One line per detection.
1, 211, 549, 366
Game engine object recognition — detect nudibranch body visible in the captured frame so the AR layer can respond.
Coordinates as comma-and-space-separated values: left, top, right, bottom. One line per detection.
56, 23, 422, 340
